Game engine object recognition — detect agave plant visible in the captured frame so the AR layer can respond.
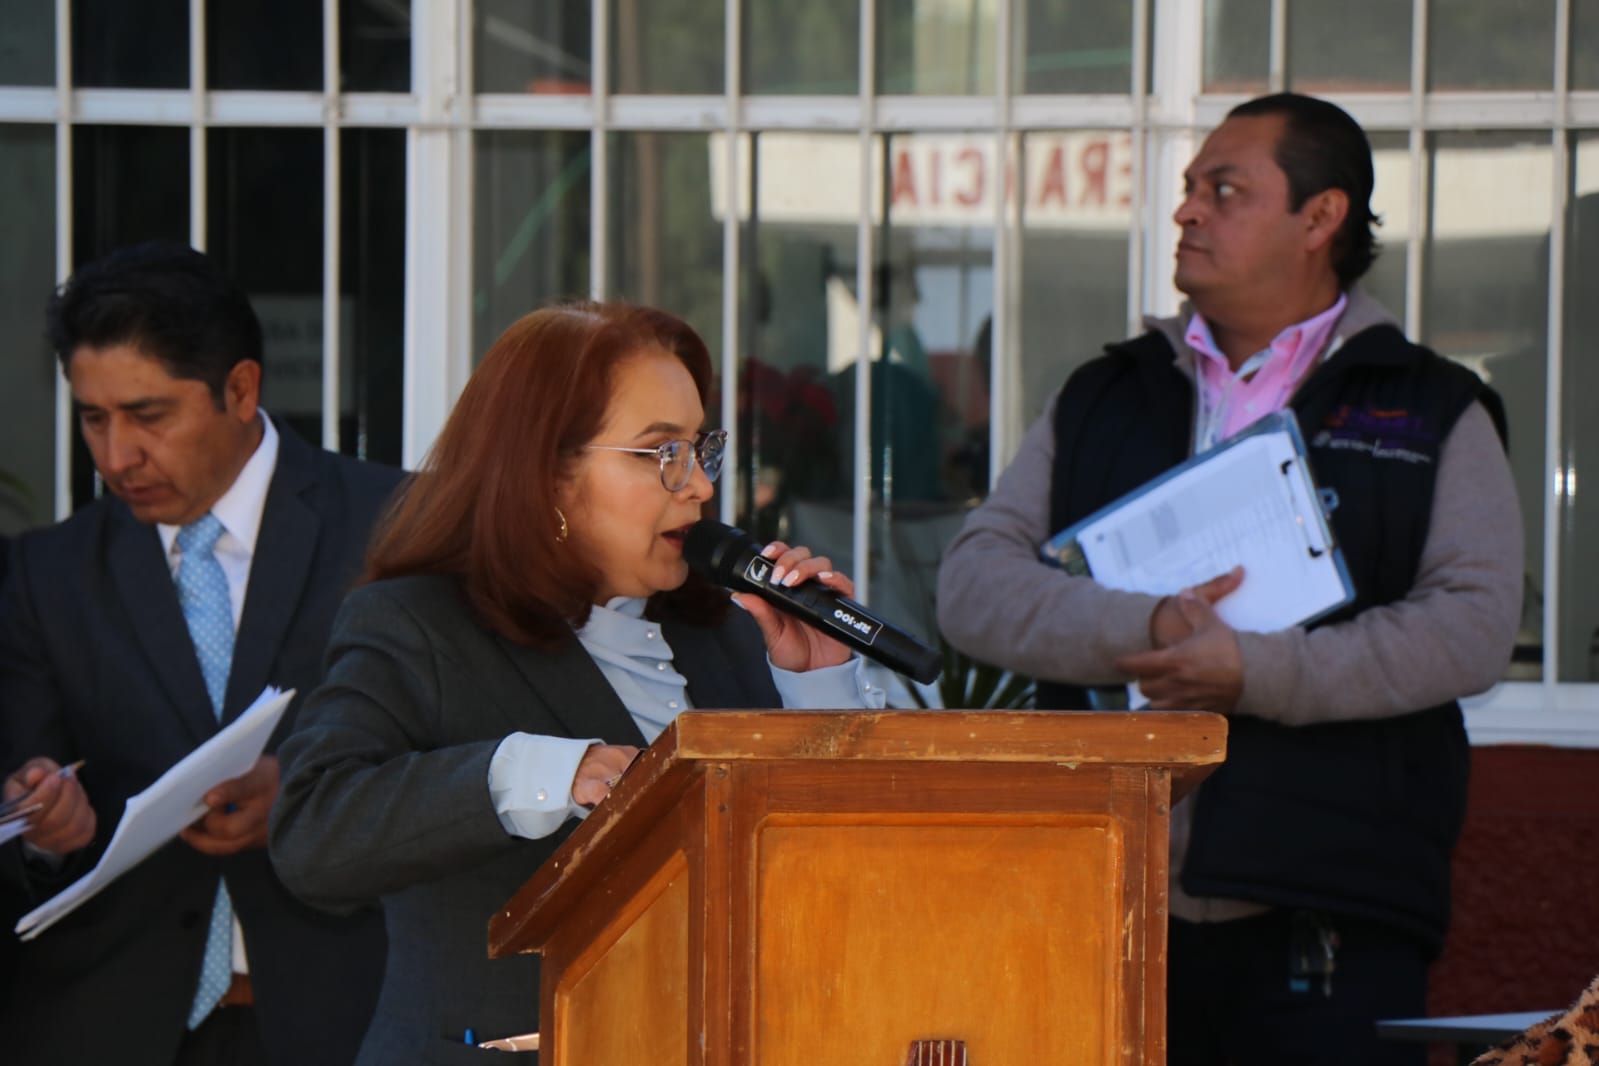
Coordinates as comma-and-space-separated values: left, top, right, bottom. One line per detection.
906, 631, 1035, 711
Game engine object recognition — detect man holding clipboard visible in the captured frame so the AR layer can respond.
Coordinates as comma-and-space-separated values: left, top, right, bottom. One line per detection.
938, 94, 1522, 1066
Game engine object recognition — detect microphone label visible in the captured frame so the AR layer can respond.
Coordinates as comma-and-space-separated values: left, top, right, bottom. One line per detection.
824, 601, 882, 645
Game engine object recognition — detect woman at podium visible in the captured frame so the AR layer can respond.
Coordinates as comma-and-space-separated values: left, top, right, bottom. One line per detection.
268, 301, 884, 1064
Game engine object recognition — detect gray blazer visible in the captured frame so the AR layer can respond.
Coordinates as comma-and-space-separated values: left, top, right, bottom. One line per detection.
270, 573, 781, 1066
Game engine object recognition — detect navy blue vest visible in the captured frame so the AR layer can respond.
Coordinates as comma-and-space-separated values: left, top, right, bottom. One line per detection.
1040, 323, 1504, 952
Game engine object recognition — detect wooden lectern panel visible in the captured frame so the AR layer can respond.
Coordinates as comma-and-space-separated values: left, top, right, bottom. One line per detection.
754, 815, 1121, 1065
553, 855, 691, 1066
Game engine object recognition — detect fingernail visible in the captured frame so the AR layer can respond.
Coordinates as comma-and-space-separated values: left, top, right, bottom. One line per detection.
730, 593, 748, 610
762, 542, 781, 559
770, 566, 787, 585
817, 571, 834, 580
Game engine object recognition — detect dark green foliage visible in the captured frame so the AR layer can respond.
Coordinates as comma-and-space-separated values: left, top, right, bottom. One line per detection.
907, 632, 1035, 711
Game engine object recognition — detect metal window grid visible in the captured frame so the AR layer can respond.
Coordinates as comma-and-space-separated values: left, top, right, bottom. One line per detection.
0, 0, 1594, 739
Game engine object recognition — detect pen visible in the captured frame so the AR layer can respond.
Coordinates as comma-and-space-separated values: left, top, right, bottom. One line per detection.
0, 760, 86, 817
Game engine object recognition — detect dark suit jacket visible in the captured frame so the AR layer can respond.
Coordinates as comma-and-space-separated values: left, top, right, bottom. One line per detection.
0, 426, 403, 1066
270, 574, 783, 1066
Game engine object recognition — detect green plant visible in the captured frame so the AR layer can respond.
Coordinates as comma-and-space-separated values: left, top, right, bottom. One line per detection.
906, 631, 1035, 710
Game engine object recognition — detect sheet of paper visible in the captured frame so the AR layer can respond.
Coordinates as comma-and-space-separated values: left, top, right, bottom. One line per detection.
1075, 431, 1347, 634
15, 686, 295, 941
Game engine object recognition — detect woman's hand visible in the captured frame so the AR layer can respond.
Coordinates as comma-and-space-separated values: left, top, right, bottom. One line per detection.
733, 540, 855, 673
572, 743, 640, 808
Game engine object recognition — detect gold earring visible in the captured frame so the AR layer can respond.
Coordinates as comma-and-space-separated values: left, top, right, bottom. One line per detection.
555, 506, 569, 543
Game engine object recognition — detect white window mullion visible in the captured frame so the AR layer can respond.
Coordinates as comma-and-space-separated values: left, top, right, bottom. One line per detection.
718, 0, 742, 525
1268, 0, 1287, 93
1145, 0, 1203, 321
1403, 0, 1427, 341
54, 0, 74, 520
989, 0, 1014, 483
1127, 0, 1152, 338
402, 0, 472, 467
321, 0, 343, 451
852, 0, 878, 605
589, 0, 609, 299
1545, 0, 1573, 690
189, 0, 206, 250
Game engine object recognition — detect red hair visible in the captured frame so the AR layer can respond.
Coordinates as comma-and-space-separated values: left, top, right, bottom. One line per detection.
365, 301, 726, 645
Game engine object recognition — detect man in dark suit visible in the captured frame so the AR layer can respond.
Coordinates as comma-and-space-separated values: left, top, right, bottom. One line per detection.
0, 243, 400, 1066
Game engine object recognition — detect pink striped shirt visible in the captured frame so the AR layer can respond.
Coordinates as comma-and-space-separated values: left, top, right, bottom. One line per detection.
1187, 293, 1348, 450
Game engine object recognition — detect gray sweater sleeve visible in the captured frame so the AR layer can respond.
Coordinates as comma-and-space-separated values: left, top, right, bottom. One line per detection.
1233, 400, 1523, 724
936, 395, 1163, 685
935, 397, 1524, 720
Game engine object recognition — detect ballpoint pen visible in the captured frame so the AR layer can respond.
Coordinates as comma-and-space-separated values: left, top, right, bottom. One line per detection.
0, 759, 87, 819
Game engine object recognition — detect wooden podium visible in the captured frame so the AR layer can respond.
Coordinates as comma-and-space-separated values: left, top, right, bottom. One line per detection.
489, 711, 1226, 1066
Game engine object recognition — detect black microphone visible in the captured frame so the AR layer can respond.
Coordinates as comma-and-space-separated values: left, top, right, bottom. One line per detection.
683, 520, 942, 685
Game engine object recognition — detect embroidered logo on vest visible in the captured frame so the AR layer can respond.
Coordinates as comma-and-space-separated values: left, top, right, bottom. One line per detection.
1310, 404, 1436, 465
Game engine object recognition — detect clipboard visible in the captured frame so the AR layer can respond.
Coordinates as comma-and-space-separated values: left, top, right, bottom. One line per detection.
1040, 410, 1354, 635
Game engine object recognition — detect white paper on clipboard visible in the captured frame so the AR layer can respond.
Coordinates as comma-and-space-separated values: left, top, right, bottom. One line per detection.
1042, 410, 1353, 635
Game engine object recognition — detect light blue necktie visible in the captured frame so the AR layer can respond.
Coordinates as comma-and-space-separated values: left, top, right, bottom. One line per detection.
176, 514, 237, 1029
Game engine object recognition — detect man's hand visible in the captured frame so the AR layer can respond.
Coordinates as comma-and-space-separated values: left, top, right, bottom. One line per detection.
5, 757, 95, 854
1118, 591, 1245, 713
1149, 566, 1244, 648
180, 754, 279, 855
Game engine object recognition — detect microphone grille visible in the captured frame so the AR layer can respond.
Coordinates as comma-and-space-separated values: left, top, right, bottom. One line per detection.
683, 520, 753, 583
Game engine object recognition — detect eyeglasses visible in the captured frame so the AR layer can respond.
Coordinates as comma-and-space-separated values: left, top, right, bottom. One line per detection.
585, 428, 728, 492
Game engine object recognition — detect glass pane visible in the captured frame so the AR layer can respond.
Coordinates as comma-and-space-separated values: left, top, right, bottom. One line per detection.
475, 0, 592, 94
209, 0, 320, 90
1018, 0, 1133, 94
0, 0, 53, 86
207, 128, 325, 448
0, 126, 57, 533
606, 133, 722, 353
70, 125, 191, 507
744, 1, 858, 94
473, 131, 591, 360
71, 126, 190, 279
1422, 131, 1550, 680
878, 0, 996, 95
343, 0, 411, 91
1287, 0, 1410, 92
863, 133, 998, 645
73, 0, 187, 88
732, 132, 858, 553
1428, 0, 1556, 91
610, 0, 722, 94
1574, 0, 1599, 89
1202, 0, 1269, 93
340, 129, 406, 465
1016, 131, 1131, 431
1363, 133, 1411, 323
1561, 134, 1599, 680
